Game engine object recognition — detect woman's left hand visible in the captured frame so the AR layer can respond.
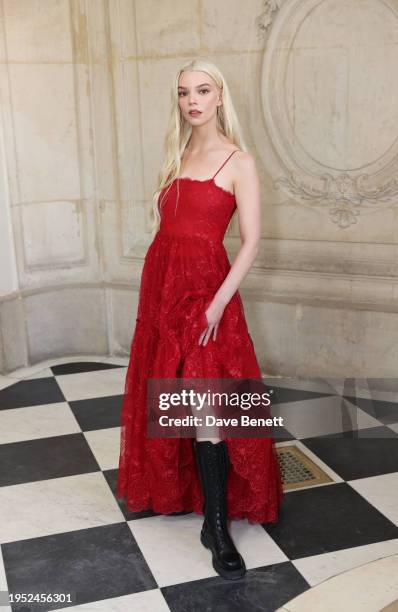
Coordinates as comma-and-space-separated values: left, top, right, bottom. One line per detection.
198, 299, 226, 346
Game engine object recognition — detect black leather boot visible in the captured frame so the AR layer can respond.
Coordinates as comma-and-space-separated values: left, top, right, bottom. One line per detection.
194, 440, 246, 580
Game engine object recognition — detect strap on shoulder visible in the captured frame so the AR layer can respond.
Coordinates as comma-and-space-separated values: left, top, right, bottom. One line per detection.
212, 149, 240, 179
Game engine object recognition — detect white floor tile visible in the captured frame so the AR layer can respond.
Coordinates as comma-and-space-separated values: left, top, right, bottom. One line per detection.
0, 473, 124, 544
0, 403, 81, 444
128, 514, 215, 587
55, 368, 126, 401
284, 554, 398, 611
7, 363, 52, 379
388, 423, 398, 434
84, 427, 121, 470
103, 356, 129, 366
24, 368, 54, 379
293, 538, 398, 587
127, 513, 287, 588
348, 473, 398, 527
0, 376, 17, 391
228, 519, 289, 568
53, 589, 170, 612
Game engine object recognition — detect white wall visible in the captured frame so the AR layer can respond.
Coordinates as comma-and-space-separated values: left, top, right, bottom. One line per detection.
0, 0, 397, 375
0, 116, 18, 296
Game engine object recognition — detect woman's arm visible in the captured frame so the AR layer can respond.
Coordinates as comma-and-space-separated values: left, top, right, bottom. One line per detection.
199, 152, 261, 346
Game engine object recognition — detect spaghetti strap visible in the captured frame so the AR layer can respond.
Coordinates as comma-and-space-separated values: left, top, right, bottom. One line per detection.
212, 149, 240, 179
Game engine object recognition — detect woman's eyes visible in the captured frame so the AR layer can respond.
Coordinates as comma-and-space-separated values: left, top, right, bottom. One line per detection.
178, 89, 210, 96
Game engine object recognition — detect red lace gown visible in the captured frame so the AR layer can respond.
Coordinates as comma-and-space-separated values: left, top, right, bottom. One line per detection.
116, 151, 283, 524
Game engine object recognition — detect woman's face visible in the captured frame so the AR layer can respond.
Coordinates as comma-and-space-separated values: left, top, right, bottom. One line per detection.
177, 70, 221, 126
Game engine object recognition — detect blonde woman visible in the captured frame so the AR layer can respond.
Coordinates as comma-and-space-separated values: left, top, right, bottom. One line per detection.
117, 58, 283, 580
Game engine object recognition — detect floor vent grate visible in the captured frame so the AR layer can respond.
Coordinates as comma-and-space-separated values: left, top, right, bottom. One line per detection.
276, 445, 333, 490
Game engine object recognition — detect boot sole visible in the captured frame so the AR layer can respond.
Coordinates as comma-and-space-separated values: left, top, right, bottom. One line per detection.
200, 531, 246, 580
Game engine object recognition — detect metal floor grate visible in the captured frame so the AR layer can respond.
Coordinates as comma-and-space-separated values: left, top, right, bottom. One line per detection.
276, 445, 333, 490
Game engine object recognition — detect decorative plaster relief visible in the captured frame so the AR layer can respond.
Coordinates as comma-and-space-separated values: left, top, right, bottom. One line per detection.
274, 172, 398, 229
255, 0, 286, 37
256, 0, 398, 228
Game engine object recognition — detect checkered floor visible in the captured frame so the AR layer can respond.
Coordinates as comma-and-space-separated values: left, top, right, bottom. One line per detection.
0, 360, 398, 612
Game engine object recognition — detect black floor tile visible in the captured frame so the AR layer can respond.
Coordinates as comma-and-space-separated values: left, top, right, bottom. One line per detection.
102, 469, 160, 521
344, 395, 398, 424
2, 522, 157, 611
162, 561, 309, 612
0, 378, 65, 411
272, 425, 295, 441
301, 427, 398, 480
263, 482, 398, 560
51, 362, 124, 375
0, 434, 100, 487
69, 395, 123, 431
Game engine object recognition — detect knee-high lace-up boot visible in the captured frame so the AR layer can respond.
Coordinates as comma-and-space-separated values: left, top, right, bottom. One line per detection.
194, 440, 246, 580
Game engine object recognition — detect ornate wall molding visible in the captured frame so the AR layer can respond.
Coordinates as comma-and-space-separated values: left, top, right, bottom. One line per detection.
255, 0, 286, 37
252, 0, 398, 229
274, 172, 398, 229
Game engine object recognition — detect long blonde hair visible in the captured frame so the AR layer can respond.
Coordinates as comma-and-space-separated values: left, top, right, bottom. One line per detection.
150, 58, 248, 234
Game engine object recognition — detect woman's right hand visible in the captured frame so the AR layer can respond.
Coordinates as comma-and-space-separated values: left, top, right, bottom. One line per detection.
198, 298, 226, 346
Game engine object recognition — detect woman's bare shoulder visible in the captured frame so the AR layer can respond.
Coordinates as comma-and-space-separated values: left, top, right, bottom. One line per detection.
231, 150, 257, 179
233, 149, 255, 165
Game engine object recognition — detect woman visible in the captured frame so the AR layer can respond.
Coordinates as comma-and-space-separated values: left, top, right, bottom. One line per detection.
116, 58, 283, 581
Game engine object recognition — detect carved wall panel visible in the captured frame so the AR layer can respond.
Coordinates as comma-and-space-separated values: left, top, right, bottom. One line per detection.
250, 0, 398, 231
0, 0, 100, 288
